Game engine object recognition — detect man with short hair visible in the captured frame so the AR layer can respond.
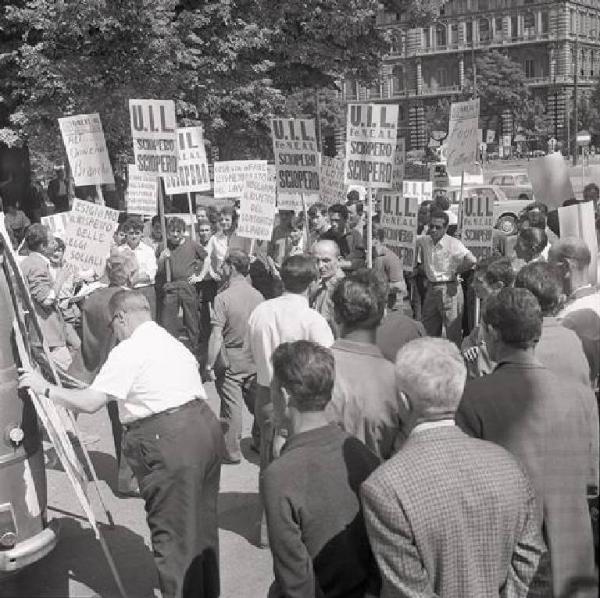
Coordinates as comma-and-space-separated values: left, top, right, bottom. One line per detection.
19, 290, 224, 598
308, 202, 332, 246
309, 239, 345, 336
142, 214, 163, 252
416, 209, 477, 345
457, 288, 598, 598
120, 217, 158, 319
549, 237, 600, 386
263, 340, 381, 598
322, 203, 366, 271
205, 249, 264, 463
361, 337, 550, 597
47, 166, 69, 213
328, 269, 408, 459
4, 201, 30, 247
514, 227, 548, 268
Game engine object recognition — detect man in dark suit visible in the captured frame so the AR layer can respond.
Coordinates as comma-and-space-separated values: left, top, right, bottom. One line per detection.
361, 337, 550, 598
457, 288, 598, 598
46, 167, 69, 213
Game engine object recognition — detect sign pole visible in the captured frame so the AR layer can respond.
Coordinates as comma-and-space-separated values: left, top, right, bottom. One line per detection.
249, 238, 256, 257
457, 170, 465, 236
186, 191, 196, 240
157, 177, 171, 282
300, 192, 310, 251
366, 184, 373, 269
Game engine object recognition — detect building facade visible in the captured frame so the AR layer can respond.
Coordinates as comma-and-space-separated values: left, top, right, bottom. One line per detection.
341, 0, 600, 150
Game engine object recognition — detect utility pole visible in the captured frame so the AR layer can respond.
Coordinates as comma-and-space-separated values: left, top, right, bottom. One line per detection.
572, 12, 579, 166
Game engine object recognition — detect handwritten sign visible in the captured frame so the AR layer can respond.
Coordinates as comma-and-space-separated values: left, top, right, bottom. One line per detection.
445, 99, 480, 176
402, 180, 432, 203
276, 193, 318, 212
126, 164, 157, 216
58, 113, 114, 186
213, 160, 268, 198
41, 212, 71, 241
63, 199, 119, 275
345, 103, 399, 188
271, 118, 319, 195
163, 126, 211, 194
318, 156, 346, 206
460, 191, 494, 260
129, 99, 177, 175
380, 192, 418, 271
391, 138, 406, 192
236, 178, 277, 241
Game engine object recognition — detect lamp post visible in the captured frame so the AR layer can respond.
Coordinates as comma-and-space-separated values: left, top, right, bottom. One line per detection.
572, 11, 579, 166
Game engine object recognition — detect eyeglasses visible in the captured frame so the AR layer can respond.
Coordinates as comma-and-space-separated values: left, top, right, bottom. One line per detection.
429, 224, 445, 230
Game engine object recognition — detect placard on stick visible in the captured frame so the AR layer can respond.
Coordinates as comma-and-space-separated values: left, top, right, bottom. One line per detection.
163, 126, 211, 194
236, 178, 277, 241
445, 99, 480, 176
460, 191, 494, 260
319, 156, 346, 206
41, 213, 71, 241
380, 192, 418, 271
58, 113, 115, 186
63, 199, 119, 276
126, 164, 158, 216
402, 180, 432, 204
129, 99, 177, 176
345, 103, 399, 189
559, 201, 598, 284
391, 138, 406, 192
213, 161, 268, 198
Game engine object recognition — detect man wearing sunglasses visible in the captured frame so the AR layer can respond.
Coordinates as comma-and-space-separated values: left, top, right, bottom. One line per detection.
416, 209, 477, 346
19, 289, 224, 598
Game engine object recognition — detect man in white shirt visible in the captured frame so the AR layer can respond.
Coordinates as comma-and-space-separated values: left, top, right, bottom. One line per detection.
416, 209, 477, 345
245, 254, 334, 544
19, 290, 224, 598
119, 217, 158, 319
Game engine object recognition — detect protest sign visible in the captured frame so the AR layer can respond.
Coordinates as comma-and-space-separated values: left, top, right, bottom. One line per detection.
271, 118, 319, 196
126, 164, 158, 216
213, 160, 268, 198
460, 190, 494, 260
559, 201, 598, 284
486, 130, 496, 144
528, 153, 575, 210
402, 180, 432, 203
41, 212, 71, 240
319, 156, 346, 206
129, 99, 177, 175
163, 126, 211, 194
345, 103, 399, 188
391, 138, 406, 192
58, 113, 114, 186
445, 99, 480, 176
236, 178, 277, 241
380, 192, 418, 271
63, 199, 119, 276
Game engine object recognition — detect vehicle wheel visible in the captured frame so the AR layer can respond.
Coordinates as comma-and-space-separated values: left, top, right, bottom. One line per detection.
497, 214, 517, 235
518, 194, 530, 202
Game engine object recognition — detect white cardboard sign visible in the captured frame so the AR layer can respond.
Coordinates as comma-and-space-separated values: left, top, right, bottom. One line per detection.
445, 99, 480, 176
236, 178, 277, 241
380, 192, 418, 271
163, 126, 211, 194
213, 160, 268, 198
460, 191, 494, 261
126, 164, 158, 216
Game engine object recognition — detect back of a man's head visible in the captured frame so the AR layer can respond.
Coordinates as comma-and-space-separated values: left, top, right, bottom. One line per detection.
395, 338, 466, 420
476, 256, 515, 288
272, 341, 334, 412
548, 236, 592, 272
109, 289, 151, 319
515, 262, 563, 316
517, 227, 547, 257
483, 287, 542, 349
225, 249, 250, 276
106, 254, 135, 288
280, 254, 318, 294
333, 269, 388, 331
25, 223, 49, 252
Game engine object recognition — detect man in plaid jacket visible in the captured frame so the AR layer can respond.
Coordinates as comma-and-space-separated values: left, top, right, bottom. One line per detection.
361, 337, 550, 597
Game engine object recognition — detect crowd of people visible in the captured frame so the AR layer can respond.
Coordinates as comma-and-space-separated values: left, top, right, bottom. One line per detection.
7, 176, 600, 598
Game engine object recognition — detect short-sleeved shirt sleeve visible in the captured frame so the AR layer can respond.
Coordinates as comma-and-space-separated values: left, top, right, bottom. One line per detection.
90, 341, 140, 401
211, 293, 228, 328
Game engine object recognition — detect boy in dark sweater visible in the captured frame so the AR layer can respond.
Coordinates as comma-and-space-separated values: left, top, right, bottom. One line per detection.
157, 216, 209, 359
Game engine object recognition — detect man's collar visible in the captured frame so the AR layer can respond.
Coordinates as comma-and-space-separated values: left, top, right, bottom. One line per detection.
282, 424, 336, 454
333, 338, 383, 358
494, 348, 542, 369
32, 251, 50, 266
569, 284, 595, 301
411, 419, 455, 436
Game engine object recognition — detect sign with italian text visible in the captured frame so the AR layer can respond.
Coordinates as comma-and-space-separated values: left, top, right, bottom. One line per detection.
41, 212, 71, 241
236, 178, 277, 241
213, 160, 268, 198
391, 138, 406, 192
271, 118, 319, 195
163, 126, 211, 194
319, 156, 346, 206
345, 103, 399, 188
402, 180, 432, 203
126, 164, 158, 216
380, 192, 418, 271
445, 99, 480, 176
58, 113, 114, 186
129, 99, 177, 175
63, 199, 119, 275
460, 190, 494, 260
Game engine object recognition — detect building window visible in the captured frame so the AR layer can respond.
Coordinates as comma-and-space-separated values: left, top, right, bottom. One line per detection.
525, 59, 535, 78
436, 67, 448, 88
423, 27, 430, 48
450, 23, 458, 47
391, 65, 405, 94
540, 12, 549, 34
466, 21, 473, 44
436, 24, 447, 48
511, 15, 519, 40
494, 17, 503, 40
479, 18, 490, 42
398, 106, 405, 122
523, 11, 536, 37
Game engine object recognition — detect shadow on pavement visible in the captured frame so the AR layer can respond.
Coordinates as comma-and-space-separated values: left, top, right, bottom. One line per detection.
0, 516, 156, 598
86, 450, 119, 493
218, 491, 262, 548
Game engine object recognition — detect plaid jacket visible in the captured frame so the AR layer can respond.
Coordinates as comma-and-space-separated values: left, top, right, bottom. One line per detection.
361, 425, 550, 598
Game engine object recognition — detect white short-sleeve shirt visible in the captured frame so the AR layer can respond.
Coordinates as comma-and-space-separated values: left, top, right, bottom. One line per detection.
417, 234, 474, 283
245, 293, 335, 387
118, 243, 157, 287
90, 321, 206, 422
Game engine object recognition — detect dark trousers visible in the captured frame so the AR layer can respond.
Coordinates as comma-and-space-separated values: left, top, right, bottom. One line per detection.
160, 281, 200, 355
215, 367, 245, 462
123, 400, 224, 598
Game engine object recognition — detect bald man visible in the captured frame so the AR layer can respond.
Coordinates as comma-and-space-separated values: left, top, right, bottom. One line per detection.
310, 240, 345, 336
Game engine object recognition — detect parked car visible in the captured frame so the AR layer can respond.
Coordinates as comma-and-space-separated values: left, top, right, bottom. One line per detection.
488, 172, 533, 202
436, 184, 530, 235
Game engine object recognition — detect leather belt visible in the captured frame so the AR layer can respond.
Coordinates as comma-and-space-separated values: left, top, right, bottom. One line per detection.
123, 399, 200, 431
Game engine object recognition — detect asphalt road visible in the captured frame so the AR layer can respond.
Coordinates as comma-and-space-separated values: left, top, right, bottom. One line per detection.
0, 384, 273, 598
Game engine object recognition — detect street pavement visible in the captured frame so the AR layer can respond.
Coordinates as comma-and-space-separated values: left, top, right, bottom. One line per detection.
0, 383, 273, 598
